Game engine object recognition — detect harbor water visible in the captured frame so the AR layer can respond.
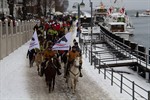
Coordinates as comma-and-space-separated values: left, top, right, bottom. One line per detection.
128, 10, 150, 51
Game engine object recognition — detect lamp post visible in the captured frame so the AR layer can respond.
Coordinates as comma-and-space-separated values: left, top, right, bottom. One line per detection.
90, 0, 93, 65
72, 0, 85, 43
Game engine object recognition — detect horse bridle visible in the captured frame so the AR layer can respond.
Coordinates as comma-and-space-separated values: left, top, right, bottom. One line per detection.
69, 70, 80, 76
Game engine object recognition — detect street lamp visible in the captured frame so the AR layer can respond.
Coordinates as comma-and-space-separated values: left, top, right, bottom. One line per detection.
72, 1, 85, 43
89, 0, 93, 65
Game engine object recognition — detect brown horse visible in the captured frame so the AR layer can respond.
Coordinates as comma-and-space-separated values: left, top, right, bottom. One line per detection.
34, 51, 43, 75
43, 57, 61, 93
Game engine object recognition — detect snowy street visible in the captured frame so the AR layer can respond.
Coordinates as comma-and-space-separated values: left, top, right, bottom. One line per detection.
0, 42, 112, 100
1, 25, 150, 100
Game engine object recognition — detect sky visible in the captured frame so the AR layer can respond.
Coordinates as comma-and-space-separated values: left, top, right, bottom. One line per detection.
67, 0, 150, 11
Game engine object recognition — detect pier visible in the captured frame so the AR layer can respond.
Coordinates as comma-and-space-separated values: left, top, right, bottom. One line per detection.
79, 23, 150, 100
80, 24, 150, 80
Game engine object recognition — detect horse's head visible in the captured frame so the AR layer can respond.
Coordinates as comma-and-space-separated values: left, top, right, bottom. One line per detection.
74, 57, 80, 67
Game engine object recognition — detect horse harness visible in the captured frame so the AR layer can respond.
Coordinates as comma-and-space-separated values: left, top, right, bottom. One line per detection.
69, 65, 80, 77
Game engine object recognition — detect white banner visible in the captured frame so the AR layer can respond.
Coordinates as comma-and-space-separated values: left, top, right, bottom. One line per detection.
52, 32, 72, 50
29, 30, 40, 50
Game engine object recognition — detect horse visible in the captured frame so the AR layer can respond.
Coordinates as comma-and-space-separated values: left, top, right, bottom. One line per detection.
67, 56, 81, 94
42, 57, 61, 93
34, 51, 43, 75
44, 59, 57, 93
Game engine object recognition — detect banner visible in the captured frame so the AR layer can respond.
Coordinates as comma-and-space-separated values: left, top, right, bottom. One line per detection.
52, 32, 72, 50
29, 30, 40, 50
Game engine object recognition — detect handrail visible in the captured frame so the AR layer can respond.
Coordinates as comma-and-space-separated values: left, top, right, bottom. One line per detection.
81, 34, 150, 100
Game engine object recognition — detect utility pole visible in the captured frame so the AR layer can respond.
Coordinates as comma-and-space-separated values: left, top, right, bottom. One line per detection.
90, 1, 93, 65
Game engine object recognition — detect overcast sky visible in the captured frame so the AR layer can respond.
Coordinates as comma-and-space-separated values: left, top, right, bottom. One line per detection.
67, 0, 150, 11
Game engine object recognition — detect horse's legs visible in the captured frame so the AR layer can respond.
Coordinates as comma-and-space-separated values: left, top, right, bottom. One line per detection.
49, 78, 52, 93
64, 63, 67, 78
71, 79, 75, 94
29, 58, 32, 67
74, 78, 77, 91
52, 76, 55, 91
36, 64, 39, 72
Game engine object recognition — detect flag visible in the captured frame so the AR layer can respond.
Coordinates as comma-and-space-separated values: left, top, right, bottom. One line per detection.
52, 32, 71, 50
29, 30, 40, 50
119, 7, 125, 14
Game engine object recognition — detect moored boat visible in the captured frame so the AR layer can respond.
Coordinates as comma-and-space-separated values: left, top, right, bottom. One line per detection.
136, 10, 150, 17
93, 2, 108, 25
104, 22, 131, 40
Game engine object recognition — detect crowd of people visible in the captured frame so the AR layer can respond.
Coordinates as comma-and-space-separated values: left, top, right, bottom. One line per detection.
27, 14, 83, 79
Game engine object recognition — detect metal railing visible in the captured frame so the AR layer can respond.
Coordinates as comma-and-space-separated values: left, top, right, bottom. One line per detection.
80, 28, 150, 100
82, 43, 150, 100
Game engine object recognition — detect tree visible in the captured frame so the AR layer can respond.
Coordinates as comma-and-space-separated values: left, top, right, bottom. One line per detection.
22, 0, 27, 20
37, 0, 43, 17
7, 0, 15, 18
43, 0, 47, 16
17, 7, 22, 19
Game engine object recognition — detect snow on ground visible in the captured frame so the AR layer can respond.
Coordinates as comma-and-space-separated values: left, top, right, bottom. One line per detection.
0, 41, 112, 100
1, 23, 150, 100
0, 26, 111, 100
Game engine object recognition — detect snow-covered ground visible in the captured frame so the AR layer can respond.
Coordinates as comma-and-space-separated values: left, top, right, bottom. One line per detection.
1, 25, 150, 100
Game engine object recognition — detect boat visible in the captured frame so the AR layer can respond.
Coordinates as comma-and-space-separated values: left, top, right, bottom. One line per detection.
104, 21, 131, 40
80, 11, 92, 28
101, 6, 134, 40
93, 2, 108, 25
136, 10, 150, 17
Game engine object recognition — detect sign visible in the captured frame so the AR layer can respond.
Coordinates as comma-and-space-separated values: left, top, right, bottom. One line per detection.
52, 32, 72, 50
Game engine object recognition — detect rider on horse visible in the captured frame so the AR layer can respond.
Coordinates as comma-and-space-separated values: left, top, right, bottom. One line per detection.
74, 42, 83, 77
64, 46, 82, 78
42, 42, 61, 75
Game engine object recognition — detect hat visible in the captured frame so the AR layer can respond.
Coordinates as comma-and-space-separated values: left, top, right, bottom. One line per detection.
72, 46, 76, 48
73, 39, 76, 42
74, 42, 78, 45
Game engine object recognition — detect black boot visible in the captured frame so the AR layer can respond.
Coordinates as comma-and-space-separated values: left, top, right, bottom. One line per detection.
79, 65, 83, 77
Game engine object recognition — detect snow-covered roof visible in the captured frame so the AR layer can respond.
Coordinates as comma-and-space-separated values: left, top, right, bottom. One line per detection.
108, 22, 126, 25
80, 11, 91, 18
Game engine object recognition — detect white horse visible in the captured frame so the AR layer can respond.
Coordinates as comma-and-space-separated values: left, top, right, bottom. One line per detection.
67, 56, 81, 94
